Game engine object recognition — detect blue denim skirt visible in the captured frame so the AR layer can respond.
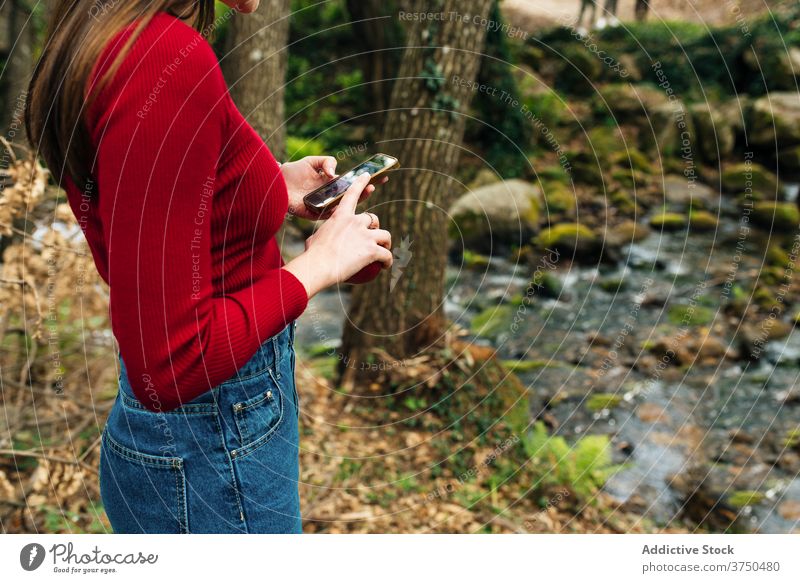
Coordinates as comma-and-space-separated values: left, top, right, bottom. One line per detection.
99, 322, 301, 533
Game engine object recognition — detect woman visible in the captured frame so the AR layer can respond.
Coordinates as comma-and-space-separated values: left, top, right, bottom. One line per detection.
25, 0, 392, 533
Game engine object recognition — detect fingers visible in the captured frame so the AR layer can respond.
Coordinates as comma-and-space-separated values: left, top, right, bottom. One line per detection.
321, 156, 337, 178
371, 228, 391, 249
305, 155, 337, 178
361, 212, 379, 229
374, 245, 394, 269
335, 173, 371, 216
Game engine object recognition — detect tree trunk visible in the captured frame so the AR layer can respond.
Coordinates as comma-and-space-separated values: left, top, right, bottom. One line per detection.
221, 1, 290, 159
340, 0, 493, 377
635, 0, 649, 22
345, 0, 403, 114
1, 0, 34, 137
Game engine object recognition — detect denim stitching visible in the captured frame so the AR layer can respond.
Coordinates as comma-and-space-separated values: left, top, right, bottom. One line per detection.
102, 428, 188, 533
230, 371, 285, 460
120, 391, 216, 415
102, 428, 183, 468
211, 411, 247, 532
272, 336, 282, 379
176, 462, 188, 533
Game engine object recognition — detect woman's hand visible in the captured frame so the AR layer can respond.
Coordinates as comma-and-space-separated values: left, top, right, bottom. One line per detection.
281, 155, 385, 220
282, 173, 392, 298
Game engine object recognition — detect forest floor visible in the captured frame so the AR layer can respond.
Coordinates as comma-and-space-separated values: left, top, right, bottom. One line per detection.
295, 355, 683, 534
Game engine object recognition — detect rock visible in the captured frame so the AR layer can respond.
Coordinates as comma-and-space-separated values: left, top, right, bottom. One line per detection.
542, 182, 577, 216
779, 500, 800, 521
612, 148, 652, 174
748, 92, 800, 148
470, 305, 514, 340
649, 212, 687, 231
586, 393, 622, 412
764, 328, 800, 365
778, 145, 800, 171
689, 210, 718, 232
751, 201, 800, 230
568, 150, 604, 185
610, 190, 638, 215
689, 102, 737, 163
468, 168, 502, 190
534, 223, 599, 258
662, 175, 719, 208
450, 179, 542, 252
741, 319, 795, 361
597, 83, 669, 121
554, 45, 603, 96
612, 168, 650, 189
616, 54, 641, 82
720, 162, 780, 195
727, 490, 765, 508
585, 126, 625, 165
766, 244, 790, 268
744, 45, 800, 91
643, 100, 693, 158
774, 386, 800, 404
637, 403, 666, 423
603, 220, 651, 247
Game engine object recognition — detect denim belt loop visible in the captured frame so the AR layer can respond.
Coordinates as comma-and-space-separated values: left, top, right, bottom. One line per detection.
271, 334, 281, 379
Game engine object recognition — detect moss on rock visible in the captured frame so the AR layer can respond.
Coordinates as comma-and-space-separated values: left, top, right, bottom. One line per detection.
650, 212, 687, 231
689, 210, 718, 232
535, 223, 598, 257
720, 162, 779, 195
751, 201, 800, 230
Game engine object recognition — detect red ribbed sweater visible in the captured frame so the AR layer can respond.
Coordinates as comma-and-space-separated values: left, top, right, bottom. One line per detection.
64, 13, 308, 412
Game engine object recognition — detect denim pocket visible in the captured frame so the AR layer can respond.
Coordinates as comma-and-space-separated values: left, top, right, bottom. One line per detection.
231, 369, 284, 450
99, 428, 188, 533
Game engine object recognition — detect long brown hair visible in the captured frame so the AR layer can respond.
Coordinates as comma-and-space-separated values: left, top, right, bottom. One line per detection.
25, 0, 216, 191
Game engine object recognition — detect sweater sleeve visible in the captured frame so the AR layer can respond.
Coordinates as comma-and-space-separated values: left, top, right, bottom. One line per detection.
90, 17, 308, 412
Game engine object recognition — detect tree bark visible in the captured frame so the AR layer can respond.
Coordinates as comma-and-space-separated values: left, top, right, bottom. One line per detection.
221, 1, 290, 159
340, 0, 493, 375
635, 0, 649, 22
1, 0, 34, 137
345, 0, 403, 114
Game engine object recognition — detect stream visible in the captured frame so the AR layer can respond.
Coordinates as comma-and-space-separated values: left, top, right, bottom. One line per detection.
292, 185, 800, 533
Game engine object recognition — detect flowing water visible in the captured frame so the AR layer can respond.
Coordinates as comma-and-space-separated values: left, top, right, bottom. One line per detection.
293, 187, 800, 533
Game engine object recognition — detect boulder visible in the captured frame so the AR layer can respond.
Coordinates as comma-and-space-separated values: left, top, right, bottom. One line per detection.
535, 222, 599, 258
751, 201, 800, 231
689, 102, 737, 163
597, 83, 669, 121
554, 45, 603, 96
748, 92, 800, 148
778, 145, 800, 172
642, 100, 693, 158
450, 179, 542, 252
720, 162, 779, 196
744, 44, 800, 92
662, 174, 720, 208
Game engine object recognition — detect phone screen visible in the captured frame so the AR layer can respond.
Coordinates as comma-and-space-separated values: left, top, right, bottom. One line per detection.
304, 154, 397, 210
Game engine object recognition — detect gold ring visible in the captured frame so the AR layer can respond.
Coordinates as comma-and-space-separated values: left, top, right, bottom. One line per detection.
366, 212, 378, 229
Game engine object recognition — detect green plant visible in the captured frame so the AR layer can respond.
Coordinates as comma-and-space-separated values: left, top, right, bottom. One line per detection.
522, 422, 622, 500
286, 136, 326, 161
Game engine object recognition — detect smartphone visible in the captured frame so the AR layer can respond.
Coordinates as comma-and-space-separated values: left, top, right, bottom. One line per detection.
303, 153, 399, 214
